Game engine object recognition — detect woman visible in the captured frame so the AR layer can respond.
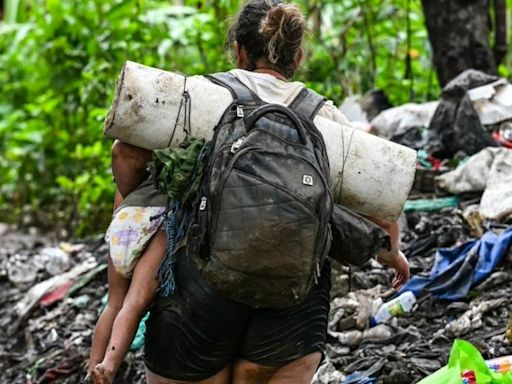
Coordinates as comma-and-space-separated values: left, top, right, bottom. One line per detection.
113, 1, 410, 383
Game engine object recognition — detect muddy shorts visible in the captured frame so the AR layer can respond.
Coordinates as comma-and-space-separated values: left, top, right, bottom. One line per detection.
144, 253, 331, 381
106, 177, 167, 278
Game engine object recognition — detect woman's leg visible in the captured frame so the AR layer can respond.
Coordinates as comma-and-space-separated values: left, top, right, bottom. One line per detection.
145, 366, 232, 384
144, 254, 252, 384
229, 263, 331, 384
92, 231, 167, 383
231, 353, 321, 384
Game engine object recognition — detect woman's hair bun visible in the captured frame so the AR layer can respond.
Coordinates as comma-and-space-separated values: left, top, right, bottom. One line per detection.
259, 3, 305, 64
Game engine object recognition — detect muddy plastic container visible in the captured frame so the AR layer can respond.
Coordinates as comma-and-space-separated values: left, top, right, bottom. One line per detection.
104, 61, 232, 148
104, 61, 416, 221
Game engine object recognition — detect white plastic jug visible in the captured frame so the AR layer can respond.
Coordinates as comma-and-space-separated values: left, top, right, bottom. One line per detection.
104, 61, 417, 221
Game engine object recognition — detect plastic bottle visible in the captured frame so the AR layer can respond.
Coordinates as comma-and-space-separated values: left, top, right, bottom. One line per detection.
369, 291, 416, 327
485, 356, 512, 374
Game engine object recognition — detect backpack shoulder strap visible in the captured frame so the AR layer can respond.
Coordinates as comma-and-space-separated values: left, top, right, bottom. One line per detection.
206, 72, 260, 105
288, 87, 326, 120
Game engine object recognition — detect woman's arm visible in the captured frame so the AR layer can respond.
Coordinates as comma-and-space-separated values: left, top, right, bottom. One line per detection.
111, 141, 153, 198
366, 217, 410, 289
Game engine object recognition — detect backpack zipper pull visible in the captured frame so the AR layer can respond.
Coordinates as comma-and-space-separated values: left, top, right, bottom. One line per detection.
236, 105, 244, 118
199, 196, 207, 211
231, 136, 246, 154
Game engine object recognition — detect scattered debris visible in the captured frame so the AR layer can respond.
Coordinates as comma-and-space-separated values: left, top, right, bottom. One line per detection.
2, 74, 512, 383
398, 226, 512, 301
2, 175, 511, 384
436, 147, 512, 222
0, 231, 147, 383
315, 205, 512, 383
442, 298, 508, 337
370, 101, 438, 141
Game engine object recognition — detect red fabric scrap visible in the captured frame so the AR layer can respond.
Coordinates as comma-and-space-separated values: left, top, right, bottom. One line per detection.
40, 280, 75, 306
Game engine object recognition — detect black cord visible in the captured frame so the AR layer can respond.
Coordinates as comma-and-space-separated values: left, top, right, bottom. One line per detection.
168, 76, 189, 146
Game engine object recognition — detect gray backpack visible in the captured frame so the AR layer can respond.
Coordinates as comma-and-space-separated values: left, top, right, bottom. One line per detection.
186, 73, 333, 308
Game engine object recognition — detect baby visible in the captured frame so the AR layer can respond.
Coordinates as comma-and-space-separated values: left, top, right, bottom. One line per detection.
87, 143, 167, 384
87, 136, 205, 383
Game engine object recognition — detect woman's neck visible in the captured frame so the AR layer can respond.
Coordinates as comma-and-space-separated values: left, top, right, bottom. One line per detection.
252, 66, 288, 81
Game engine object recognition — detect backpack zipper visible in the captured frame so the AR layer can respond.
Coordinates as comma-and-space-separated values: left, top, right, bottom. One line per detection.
199, 196, 207, 211
230, 136, 246, 154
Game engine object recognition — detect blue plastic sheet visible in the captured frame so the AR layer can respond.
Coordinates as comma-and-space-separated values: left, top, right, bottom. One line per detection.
399, 226, 512, 300
342, 377, 377, 384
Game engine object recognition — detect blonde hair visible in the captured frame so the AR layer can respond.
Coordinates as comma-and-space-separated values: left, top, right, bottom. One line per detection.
229, 1, 306, 78
260, 3, 306, 65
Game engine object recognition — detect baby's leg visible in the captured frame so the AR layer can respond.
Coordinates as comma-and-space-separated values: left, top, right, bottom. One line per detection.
94, 230, 167, 381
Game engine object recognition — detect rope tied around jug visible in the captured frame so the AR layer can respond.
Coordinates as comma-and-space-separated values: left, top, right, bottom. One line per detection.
335, 128, 356, 203
168, 75, 192, 146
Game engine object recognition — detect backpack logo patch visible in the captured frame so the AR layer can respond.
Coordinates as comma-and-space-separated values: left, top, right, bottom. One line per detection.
303, 175, 314, 186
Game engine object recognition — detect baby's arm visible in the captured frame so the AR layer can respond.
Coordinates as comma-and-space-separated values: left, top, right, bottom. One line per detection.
88, 259, 130, 376
93, 230, 167, 381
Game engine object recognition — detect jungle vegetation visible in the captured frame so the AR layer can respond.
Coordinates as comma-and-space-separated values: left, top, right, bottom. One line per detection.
0, 0, 511, 236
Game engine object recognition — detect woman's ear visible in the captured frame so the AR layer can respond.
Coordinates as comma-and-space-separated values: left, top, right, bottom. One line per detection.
294, 47, 304, 67
235, 42, 247, 69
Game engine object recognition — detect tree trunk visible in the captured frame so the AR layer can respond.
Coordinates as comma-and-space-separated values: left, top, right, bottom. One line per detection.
421, 0, 497, 87
493, 0, 508, 66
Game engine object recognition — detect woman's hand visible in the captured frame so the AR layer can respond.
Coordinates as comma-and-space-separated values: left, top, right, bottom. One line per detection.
377, 250, 410, 289
365, 216, 411, 289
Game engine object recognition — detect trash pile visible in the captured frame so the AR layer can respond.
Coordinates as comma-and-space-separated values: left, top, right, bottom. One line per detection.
1, 69, 512, 384
322, 69, 512, 383
0, 231, 146, 383
314, 209, 512, 383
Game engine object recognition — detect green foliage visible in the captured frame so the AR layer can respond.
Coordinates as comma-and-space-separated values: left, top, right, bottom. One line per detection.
0, 0, 505, 236
0, 0, 232, 236
299, 0, 439, 105
5, 0, 22, 23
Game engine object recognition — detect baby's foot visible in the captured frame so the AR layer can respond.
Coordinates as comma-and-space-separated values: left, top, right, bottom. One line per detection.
91, 363, 113, 384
